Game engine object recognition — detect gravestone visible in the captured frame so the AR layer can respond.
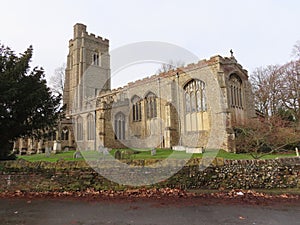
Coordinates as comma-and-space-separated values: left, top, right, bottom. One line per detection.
98, 145, 109, 155
151, 148, 156, 156
114, 150, 121, 160
98, 145, 104, 153
103, 148, 109, 155
73, 151, 83, 159
53, 140, 61, 153
45, 147, 51, 157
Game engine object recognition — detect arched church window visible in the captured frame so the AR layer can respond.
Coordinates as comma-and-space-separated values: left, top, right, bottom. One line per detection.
229, 74, 243, 108
131, 95, 142, 122
87, 114, 95, 140
61, 127, 69, 141
76, 116, 83, 141
185, 92, 191, 113
114, 112, 125, 140
145, 92, 157, 119
184, 79, 206, 113
48, 130, 57, 141
191, 91, 196, 112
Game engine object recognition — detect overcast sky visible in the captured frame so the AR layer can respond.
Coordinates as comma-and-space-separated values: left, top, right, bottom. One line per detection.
1, 0, 300, 88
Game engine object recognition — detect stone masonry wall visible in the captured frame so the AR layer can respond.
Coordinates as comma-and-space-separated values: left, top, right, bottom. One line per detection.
0, 158, 299, 192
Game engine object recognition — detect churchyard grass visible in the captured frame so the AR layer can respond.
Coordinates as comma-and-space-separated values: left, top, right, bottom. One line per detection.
17, 149, 297, 162
18, 151, 82, 162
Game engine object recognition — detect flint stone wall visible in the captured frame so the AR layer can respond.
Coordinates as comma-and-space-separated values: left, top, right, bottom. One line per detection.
0, 157, 299, 191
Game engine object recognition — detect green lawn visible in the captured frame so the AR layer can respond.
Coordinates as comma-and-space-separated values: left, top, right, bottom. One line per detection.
18, 151, 82, 162
17, 149, 297, 162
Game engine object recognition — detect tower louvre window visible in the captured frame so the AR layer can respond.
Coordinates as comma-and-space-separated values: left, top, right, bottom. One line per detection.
93, 53, 99, 66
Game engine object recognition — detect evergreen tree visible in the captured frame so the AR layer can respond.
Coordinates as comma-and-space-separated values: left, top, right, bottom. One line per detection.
0, 43, 61, 160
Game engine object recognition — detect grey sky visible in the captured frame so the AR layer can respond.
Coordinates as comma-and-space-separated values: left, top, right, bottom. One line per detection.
1, 0, 300, 88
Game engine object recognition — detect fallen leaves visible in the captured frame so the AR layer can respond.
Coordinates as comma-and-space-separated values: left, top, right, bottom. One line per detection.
0, 188, 298, 205
0, 188, 191, 199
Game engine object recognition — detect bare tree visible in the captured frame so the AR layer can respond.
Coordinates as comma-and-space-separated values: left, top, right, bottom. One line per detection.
292, 40, 300, 59
234, 117, 300, 158
156, 60, 185, 74
238, 40, 300, 158
279, 60, 300, 123
250, 65, 282, 117
250, 40, 300, 120
49, 63, 66, 95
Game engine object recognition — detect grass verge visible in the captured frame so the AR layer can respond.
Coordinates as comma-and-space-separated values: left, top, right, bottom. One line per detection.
17, 149, 297, 162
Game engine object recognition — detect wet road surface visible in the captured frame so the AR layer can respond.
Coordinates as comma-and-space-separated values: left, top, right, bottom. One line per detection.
0, 198, 300, 225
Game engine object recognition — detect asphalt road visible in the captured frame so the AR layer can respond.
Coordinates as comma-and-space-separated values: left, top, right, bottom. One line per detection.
0, 198, 300, 225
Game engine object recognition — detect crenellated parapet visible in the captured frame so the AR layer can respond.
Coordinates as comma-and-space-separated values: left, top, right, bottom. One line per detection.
115, 54, 248, 90
72, 23, 109, 45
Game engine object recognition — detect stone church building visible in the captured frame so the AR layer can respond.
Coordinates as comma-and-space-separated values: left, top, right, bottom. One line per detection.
14, 23, 256, 154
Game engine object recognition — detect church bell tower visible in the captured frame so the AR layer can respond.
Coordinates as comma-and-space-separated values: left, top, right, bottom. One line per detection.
63, 23, 111, 116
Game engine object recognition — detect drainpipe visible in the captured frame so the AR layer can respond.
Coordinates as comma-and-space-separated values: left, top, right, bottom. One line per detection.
158, 77, 162, 148
94, 89, 98, 151
176, 72, 182, 146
